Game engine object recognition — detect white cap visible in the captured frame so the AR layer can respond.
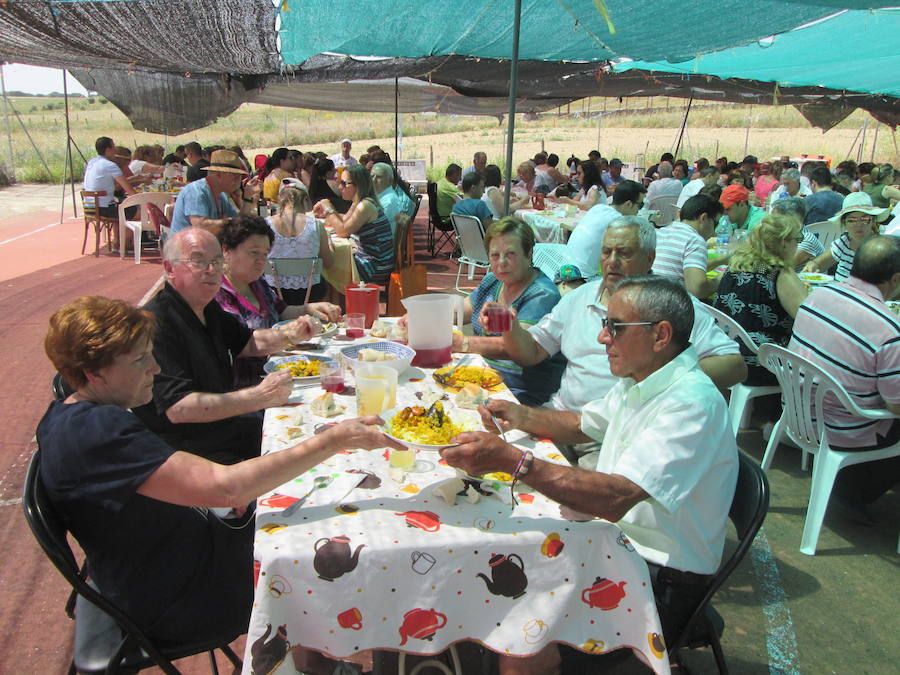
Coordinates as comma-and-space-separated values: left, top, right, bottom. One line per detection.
340, 138, 352, 145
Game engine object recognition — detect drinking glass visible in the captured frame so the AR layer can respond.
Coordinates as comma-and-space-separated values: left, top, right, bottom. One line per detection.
320, 361, 344, 393
355, 365, 397, 416
484, 303, 513, 333
346, 313, 366, 339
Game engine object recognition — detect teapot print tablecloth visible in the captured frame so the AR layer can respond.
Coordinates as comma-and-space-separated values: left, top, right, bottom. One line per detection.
243, 355, 669, 675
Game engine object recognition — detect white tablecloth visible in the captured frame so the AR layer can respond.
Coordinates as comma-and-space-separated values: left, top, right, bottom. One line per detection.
518, 208, 585, 243
244, 337, 668, 674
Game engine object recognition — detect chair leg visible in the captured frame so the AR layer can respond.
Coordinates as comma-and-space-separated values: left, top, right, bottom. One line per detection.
81, 221, 90, 255
708, 629, 730, 675
455, 263, 464, 295
208, 649, 220, 675
728, 387, 752, 435
800, 448, 843, 555
219, 644, 242, 668
760, 418, 783, 472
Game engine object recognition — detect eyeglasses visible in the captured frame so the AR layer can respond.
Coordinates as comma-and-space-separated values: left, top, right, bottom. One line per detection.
601, 318, 659, 339
175, 257, 225, 271
845, 215, 873, 225
339, 180, 355, 188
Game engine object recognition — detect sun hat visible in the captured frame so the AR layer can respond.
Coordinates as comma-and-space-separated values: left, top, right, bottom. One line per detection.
201, 149, 248, 175
339, 138, 352, 145
719, 184, 749, 208
554, 264, 588, 284
828, 191, 889, 223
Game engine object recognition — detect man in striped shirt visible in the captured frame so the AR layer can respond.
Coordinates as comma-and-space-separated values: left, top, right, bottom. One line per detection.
653, 194, 720, 298
787, 235, 900, 517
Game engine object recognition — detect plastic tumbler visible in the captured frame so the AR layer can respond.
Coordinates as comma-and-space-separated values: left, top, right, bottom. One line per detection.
485, 303, 513, 333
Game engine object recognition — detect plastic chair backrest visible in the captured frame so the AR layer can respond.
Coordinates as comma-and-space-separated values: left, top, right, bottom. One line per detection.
806, 220, 840, 248
704, 304, 762, 355
669, 452, 769, 653
450, 213, 488, 264
118, 192, 174, 231
649, 195, 679, 226
268, 257, 322, 305
532, 243, 578, 281
146, 202, 170, 238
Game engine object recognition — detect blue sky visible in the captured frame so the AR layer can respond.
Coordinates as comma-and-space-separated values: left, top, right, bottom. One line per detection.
2, 64, 89, 96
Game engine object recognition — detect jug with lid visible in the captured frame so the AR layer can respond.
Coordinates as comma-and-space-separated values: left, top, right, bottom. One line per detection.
401, 294, 465, 368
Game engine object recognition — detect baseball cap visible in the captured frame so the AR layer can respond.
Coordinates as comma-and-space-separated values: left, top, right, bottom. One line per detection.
609, 158, 623, 167
340, 138, 352, 144
720, 184, 749, 209
554, 264, 588, 284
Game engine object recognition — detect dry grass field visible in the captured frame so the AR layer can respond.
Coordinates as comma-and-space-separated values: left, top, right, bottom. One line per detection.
2, 94, 897, 183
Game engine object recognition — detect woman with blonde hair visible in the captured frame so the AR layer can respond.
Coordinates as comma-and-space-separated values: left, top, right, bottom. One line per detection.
263, 183, 334, 304
714, 213, 808, 385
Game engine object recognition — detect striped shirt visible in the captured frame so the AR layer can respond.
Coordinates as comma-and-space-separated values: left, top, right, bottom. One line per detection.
652, 221, 707, 285
830, 232, 855, 282
788, 277, 900, 448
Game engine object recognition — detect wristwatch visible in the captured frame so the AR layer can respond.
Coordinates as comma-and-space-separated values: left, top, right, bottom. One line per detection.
460, 336, 470, 353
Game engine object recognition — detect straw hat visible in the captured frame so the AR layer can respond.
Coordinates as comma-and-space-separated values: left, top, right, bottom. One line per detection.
828, 191, 889, 223
201, 149, 248, 175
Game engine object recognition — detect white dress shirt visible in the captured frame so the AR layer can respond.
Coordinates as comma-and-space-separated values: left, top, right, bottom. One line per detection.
528, 280, 740, 411
581, 347, 738, 574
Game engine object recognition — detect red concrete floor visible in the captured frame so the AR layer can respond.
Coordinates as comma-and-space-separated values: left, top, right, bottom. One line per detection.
0, 192, 473, 674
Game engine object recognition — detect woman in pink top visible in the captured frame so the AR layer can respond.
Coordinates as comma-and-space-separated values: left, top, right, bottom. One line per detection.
755, 162, 781, 203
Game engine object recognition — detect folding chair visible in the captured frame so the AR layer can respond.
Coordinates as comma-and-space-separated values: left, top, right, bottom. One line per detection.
704, 305, 781, 434
806, 220, 841, 249
669, 452, 769, 674
22, 450, 243, 675
267, 257, 323, 306
80, 191, 118, 257
757, 344, 900, 554
427, 182, 455, 257
648, 194, 679, 226
450, 213, 489, 294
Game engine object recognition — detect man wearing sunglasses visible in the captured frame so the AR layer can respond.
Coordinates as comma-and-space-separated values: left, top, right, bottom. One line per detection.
443, 275, 738, 670
134, 229, 315, 464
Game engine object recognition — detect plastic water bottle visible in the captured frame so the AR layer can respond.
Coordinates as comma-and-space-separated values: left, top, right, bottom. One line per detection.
716, 232, 730, 257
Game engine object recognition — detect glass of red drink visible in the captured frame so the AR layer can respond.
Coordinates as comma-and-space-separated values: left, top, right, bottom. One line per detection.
320, 361, 345, 393
485, 303, 513, 333
345, 313, 366, 339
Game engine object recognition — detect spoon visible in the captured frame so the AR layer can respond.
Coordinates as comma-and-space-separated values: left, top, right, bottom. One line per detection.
433, 355, 469, 386
280, 475, 333, 516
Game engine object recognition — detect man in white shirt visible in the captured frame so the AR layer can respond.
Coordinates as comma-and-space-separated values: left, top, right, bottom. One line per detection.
443, 275, 739, 662
461, 151, 487, 178
676, 166, 719, 209
330, 138, 357, 168
565, 179, 646, 277
465, 216, 744, 418
645, 161, 684, 206
82, 136, 136, 218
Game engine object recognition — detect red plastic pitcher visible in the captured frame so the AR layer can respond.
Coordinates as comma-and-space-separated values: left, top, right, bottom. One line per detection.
345, 282, 380, 328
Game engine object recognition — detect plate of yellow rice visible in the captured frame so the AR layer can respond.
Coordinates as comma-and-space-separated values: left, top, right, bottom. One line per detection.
381, 402, 483, 450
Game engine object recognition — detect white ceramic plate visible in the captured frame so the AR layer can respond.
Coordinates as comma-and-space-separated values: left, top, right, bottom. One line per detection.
380, 405, 483, 451
264, 354, 335, 383
274, 319, 338, 339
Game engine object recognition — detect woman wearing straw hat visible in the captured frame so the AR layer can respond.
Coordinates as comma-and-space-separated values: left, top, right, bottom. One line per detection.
803, 192, 889, 282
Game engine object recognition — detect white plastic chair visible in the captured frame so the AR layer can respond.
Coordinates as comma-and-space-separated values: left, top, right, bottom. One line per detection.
117, 193, 176, 264
450, 213, 489, 294
704, 305, 781, 435
267, 257, 322, 306
649, 195, 679, 226
806, 220, 841, 249
757, 344, 900, 555
532, 243, 579, 281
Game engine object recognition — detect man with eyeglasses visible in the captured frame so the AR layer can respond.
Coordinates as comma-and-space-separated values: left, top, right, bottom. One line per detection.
442, 275, 738, 670
134, 229, 315, 464
170, 149, 261, 235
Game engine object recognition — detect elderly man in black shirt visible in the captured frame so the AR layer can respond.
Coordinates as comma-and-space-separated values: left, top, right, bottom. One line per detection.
134, 228, 314, 462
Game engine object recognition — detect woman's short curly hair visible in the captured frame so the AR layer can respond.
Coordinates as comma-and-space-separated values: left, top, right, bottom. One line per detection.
218, 214, 274, 251
45, 296, 156, 389
484, 217, 535, 259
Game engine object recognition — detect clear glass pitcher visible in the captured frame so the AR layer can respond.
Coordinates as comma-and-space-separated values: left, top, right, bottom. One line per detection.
401, 294, 465, 368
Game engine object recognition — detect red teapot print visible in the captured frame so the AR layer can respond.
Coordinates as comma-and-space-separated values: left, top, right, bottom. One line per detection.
259, 493, 299, 509
395, 510, 441, 532
581, 577, 627, 610
398, 608, 447, 646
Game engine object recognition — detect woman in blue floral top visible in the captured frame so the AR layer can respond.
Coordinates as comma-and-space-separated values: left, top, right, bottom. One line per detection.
450, 217, 566, 405
215, 215, 340, 387
714, 213, 808, 385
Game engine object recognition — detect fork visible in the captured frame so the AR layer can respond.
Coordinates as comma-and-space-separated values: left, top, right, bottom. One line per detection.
434, 355, 469, 386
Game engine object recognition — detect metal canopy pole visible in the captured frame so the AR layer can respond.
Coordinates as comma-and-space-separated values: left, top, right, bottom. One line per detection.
672, 96, 693, 159
502, 0, 522, 217
394, 77, 399, 161
60, 70, 78, 224
0, 65, 15, 182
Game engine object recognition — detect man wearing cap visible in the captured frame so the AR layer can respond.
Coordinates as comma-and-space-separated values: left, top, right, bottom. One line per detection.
330, 139, 357, 168
719, 184, 765, 234
677, 166, 719, 209
553, 264, 588, 296
170, 149, 260, 235
601, 158, 624, 190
